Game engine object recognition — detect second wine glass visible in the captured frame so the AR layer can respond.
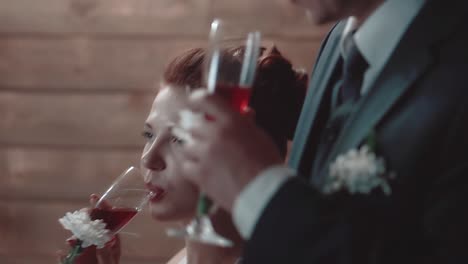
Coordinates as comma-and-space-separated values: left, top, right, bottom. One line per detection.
205, 19, 262, 112
167, 18, 261, 247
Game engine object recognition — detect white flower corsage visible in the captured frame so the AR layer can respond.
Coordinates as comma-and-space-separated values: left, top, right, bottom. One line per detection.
59, 210, 112, 263
323, 134, 394, 196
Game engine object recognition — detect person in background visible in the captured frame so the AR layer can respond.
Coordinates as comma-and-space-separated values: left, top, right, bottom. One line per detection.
60, 45, 307, 264
175, 0, 468, 263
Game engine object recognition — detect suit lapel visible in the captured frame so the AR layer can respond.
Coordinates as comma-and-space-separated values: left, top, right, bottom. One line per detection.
326, 49, 432, 166
316, 0, 466, 183
289, 22, 344, 170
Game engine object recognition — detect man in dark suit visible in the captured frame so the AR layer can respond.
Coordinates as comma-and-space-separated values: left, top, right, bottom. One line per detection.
178, 0, 468, 262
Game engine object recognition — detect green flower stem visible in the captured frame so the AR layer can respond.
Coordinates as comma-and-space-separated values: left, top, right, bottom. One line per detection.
366, 130, 377, 152
62, 240, 83, 264
196, 194, 213, 217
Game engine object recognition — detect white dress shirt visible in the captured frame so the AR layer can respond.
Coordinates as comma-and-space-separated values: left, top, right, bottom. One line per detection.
233, 0, 426, 239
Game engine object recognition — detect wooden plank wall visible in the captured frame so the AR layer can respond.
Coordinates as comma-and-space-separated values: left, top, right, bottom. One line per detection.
0, 0, 329, 263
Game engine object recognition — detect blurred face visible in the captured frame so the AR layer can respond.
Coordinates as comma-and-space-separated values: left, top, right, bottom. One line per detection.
140, 86, 198, 222
291, 0, 381, 24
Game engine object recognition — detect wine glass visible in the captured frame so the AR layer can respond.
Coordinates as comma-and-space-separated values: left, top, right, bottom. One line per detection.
167, 18, 261, 247
90, 166, 155, 234
205, 19, 262, 111
60, 166, 154, 264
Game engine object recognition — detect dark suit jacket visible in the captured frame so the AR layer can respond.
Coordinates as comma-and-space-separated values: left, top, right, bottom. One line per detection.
243, 0, 468, 263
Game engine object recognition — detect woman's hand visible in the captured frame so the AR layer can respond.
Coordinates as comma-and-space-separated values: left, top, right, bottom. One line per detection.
94, 235, 121, 264
57, 194, 121, 264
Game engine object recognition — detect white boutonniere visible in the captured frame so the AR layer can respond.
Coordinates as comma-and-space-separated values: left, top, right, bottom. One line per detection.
59, 210, 112, 263
323, 131, 394, 195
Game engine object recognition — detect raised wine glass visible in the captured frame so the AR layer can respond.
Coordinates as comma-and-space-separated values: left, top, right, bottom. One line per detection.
89, 166, 155, 234
167, 18, 261, 247
60, 166, 155, 264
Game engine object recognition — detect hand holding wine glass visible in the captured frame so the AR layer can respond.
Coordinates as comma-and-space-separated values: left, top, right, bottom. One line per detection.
59, 166, 154, 264
167, 18, 261, 247
90, 167, 152, 234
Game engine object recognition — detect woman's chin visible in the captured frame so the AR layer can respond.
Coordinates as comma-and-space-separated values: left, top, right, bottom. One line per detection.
149, 204, 191, 222
149, 206, 175, 221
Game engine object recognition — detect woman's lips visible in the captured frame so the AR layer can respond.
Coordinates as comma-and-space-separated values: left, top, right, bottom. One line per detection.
146, 184, 166, 202
151, 190, 166, 202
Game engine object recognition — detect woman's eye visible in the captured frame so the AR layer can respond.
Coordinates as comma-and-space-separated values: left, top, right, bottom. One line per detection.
142, 131, 154, 140
170, 135, 184, 145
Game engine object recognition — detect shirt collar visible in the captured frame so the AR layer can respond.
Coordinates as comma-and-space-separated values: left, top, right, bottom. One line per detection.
340, 0, 425, 69
339, 17, 359, 61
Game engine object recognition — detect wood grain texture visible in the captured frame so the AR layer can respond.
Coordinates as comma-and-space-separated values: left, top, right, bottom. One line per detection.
0, 148, 143, 200
0, 92, 153, 147
0, 0, 329, 38
0, 38, 206, 91
0, 38, 320, 91
0, 0, 210, 36
210, 0, 331, 37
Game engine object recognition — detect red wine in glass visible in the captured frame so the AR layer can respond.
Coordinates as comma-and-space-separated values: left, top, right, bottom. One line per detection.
216, 83, 251, 113
90, 207, 138, 233
91, 166, 154, 234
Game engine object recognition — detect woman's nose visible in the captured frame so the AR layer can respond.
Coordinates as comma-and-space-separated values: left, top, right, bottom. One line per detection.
141, 139, 167, 172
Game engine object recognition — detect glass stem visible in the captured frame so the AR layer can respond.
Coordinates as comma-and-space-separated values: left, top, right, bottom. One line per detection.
196, 194, 213, 217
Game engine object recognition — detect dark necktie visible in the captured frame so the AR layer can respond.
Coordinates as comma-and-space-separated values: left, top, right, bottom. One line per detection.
339, 32, 369, 104
308, 32, 369, 184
